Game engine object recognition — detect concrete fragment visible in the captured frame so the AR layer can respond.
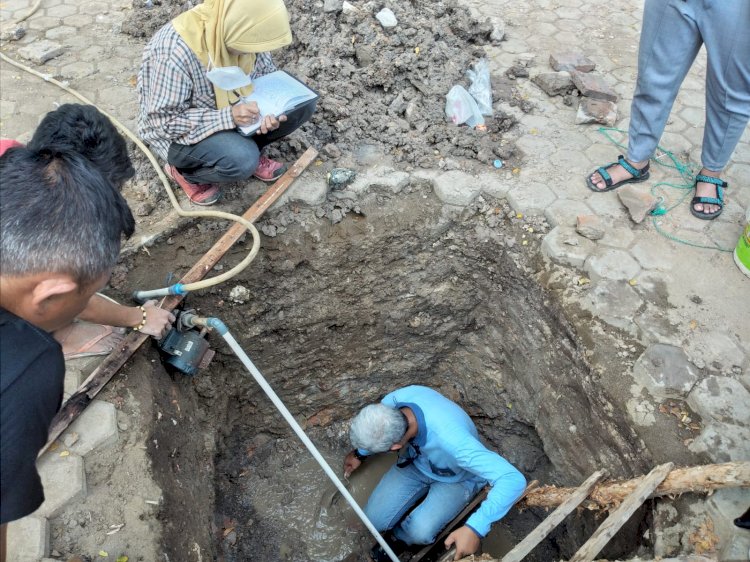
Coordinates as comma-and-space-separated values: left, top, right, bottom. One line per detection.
7, 516, 49, 561
687, 376, 750, 427
17, 40, 65, 64
489, 16, 506, 43
575, 98, 617, 126
531, 72, 573, 97
323, 0, 343, 12
618, 184, 658, 223
631, 344, 699, 399
36, 453, 86, 518
549, 52, 595, 72
570, 70, 618, 102
0, 26, 26, 42
575, 214, 605, 240
375, 8, 398, 28
229, 285, 251, 304
584, 248, 640, 281
347, 168, 410, 195
341, 1, 358, 14
63, 400, 118, 456
432, 170, 482, 206
541, 226, 596, 268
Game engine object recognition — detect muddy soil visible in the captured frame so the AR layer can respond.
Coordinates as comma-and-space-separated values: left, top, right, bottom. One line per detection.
117, 183, 654, 561
122, 0, 518, 168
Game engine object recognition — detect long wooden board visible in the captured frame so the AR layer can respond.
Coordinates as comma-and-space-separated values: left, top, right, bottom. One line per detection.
41, 147, 318, 455
569, 463, 673, 562
501, 470, 607, 562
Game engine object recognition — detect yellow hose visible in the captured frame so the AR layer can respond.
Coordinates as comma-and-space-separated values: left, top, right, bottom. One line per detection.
0, 51, 261, 293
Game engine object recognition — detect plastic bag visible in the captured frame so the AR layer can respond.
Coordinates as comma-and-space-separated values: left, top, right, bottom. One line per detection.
445, 85, 485, 127
467, 58, 493, 116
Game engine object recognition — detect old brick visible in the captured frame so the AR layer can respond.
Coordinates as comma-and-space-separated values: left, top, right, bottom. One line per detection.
570, 71, 618, 102
617, 184, 658, 224
576, 214, 606, 240
532, 72, 574, 97
549, 52, 595, 72
575, 98, 618, 126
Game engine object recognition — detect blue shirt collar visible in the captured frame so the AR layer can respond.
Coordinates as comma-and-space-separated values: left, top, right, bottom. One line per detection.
396, 402, 426, 447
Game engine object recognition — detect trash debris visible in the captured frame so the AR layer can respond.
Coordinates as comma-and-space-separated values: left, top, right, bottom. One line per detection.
445, 85, 485, 127
327, 168, 357, 190
493, 159, 503, 169
375, 8, 398, 28
229, 285, 251, 304
467, 58, 493, 116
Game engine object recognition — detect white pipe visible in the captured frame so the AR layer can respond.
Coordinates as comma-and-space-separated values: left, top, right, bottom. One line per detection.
221, 331, 400, 562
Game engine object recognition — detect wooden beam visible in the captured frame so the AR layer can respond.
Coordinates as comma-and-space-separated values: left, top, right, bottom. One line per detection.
521, 462, 750, 510
41, 148, 318, 455
501, 470, 607, 562
568, 463, 673, 562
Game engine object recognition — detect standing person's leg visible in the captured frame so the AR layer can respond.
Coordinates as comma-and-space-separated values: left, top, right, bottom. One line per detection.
691, 0, 750, 218
589, 0, 703, 191
393, 477, 486, 546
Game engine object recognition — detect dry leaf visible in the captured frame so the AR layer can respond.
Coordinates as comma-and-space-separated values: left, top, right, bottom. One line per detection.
223, 527, 235, 537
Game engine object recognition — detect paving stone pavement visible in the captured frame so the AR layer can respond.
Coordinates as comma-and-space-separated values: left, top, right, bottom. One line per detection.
1, 0, 749, 559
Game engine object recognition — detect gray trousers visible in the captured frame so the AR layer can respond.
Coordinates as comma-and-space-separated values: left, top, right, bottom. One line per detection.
628, 0, 750, 171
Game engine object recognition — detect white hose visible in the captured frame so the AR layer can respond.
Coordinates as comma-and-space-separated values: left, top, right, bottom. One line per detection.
0, 51, 261, 295
221, 330, 400, 562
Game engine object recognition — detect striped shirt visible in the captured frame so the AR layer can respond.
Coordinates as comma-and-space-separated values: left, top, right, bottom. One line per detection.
137, 23, 278, 161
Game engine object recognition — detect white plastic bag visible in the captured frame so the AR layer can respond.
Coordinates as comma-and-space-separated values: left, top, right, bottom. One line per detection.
467, 58, 493, 116
445, 85, 485, 127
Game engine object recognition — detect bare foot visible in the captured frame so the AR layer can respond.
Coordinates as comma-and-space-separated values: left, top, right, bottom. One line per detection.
589, 158, 648, 191
693, 168, 723, 215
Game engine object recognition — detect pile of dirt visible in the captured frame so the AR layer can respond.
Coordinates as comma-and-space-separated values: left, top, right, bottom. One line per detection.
122, 0, 516, 167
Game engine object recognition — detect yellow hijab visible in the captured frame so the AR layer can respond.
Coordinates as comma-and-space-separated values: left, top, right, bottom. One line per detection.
172, 0, 292, 109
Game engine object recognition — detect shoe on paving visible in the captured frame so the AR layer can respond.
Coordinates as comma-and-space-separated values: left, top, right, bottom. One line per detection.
164, 164, 221, 206
253, 155, 287, 182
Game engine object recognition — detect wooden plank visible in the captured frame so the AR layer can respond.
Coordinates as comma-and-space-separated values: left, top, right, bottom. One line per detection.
501, 470, 607, 562
522, 462, 750, 510
41, 148, 318, 455
411, 480, 539, 562
569, 463, 674, 562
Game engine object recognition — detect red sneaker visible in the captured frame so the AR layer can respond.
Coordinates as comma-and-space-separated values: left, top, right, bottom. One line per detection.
164, 164, 221, 206
253, 155, 287, 182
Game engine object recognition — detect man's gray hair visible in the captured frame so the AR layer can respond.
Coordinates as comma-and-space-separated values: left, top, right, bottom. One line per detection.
349, 404, 407, 453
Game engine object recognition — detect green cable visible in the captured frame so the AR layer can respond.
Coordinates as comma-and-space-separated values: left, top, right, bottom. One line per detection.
597, 127, 733, 253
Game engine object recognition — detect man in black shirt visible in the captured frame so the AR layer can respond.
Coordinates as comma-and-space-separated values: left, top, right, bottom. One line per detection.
0, 142, 135, 558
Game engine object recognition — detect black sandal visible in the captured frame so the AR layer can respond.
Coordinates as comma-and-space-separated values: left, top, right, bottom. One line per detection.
586, 155, 650, 192
690, 174, 727, 221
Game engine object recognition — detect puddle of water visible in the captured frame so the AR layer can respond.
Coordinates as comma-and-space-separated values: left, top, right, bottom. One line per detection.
243, 450, 396, 561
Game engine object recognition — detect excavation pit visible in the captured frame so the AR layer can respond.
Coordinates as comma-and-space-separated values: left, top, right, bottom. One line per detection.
120, 183, 654, 561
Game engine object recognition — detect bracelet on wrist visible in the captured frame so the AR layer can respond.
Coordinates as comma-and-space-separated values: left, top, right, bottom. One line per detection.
132, 305, 148, 332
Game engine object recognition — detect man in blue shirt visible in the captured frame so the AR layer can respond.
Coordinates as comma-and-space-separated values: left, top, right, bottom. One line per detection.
343, 385, 526, 561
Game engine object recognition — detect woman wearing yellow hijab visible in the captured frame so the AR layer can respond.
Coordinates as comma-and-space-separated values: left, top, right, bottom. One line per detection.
137, 0, 315, 205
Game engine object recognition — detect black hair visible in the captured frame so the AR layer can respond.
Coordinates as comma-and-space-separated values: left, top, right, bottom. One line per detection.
27, 104, 135, 188
0, 147, 135, 285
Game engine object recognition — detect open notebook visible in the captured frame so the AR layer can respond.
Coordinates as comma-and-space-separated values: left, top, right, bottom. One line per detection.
237, 70, 318, 136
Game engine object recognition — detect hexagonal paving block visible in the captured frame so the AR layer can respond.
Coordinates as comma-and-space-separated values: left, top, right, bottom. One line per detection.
541, 226, 596, 268
585, 192, 630, 220
544, 198, 592, 228
688, 422, 750, 462
597, 224, 635, 249
634, 305, 682, 347
45, 25, 76, 40
584, 248, 641, 281
685, 330, 747, 374
515, 134, 556, 158
432, 170, 482, 206
63, 13, 93, 26
630, 235, 680, 270
631, 343, 699, 399
59, 60, 96, 80
506, 182, 556, 214
577, 279, 643, 335
687, 375, 750, 427
35, 452, 86, 518
7, 516, 49, 561
63, 399, 118, 456
707, 219, 743, 251
706, 488, 750, 560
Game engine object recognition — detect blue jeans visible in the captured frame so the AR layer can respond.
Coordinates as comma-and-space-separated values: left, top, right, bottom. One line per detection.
364, 463, 486, 545
167, 99, 316, 184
